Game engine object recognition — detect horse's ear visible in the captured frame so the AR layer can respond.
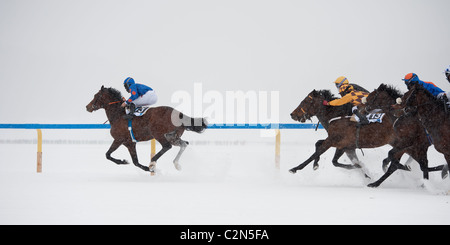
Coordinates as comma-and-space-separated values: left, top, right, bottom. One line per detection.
101, 85, 105, 90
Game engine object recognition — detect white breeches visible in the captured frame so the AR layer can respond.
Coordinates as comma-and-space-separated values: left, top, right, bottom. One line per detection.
133, 90, 158, 107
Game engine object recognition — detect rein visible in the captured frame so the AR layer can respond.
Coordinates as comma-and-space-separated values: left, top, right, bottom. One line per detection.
108, 100, 123, 105
402, 88, 436, 115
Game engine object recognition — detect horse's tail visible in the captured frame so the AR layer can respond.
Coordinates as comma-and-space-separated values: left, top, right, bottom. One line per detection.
179, 113, 208, 133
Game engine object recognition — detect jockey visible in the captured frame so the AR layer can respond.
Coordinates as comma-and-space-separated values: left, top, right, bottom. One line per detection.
402, 73, 449, 102
445, 66, 450, 83
121, 77, 158, 119
333, 76, 369, 97
333, 76, 351, 97
324, 77, 370, 125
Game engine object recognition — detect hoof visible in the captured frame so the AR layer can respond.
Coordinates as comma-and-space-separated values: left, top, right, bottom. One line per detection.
313, 164, 319, 171
173, 161, 182, 171
442, 165, 449, 179
289, 168, 297, 174
149, 162, 156, 175
367, 182, 379, 188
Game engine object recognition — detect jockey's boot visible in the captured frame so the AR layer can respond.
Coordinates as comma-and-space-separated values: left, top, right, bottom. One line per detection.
123, 103, 136, 120
354, 110, 369, 125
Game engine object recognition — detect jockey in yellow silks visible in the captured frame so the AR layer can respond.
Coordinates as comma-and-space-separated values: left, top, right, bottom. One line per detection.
323, 76, 370, 125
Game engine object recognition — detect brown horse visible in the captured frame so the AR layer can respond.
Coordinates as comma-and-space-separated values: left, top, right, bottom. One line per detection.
394, 84, 450, 179
289, 89, 413, 187
363, 84, 444, 187
290, 90, 363, 171
86, 86, 207, 173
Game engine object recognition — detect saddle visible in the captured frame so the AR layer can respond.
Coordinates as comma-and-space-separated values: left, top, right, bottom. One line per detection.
350, 109, 385, 124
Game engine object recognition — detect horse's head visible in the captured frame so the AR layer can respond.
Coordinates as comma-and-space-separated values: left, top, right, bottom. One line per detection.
86, 86, 123, 112
392, 84, 422, 117
364, 84, 403, 113
290, 90, 325, 122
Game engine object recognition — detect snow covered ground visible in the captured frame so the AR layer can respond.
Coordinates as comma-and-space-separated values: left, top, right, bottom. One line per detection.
0, 128, 449, 225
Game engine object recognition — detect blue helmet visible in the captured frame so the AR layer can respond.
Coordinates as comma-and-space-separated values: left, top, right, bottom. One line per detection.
124, 77, 135, 91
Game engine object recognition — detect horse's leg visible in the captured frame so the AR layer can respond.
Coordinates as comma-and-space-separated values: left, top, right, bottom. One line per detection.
346, 149, 370, 179
368, 159, 404, 188
383, 147, 410, 173
345, 149, 361, 167
289, 139, 332, 174
162, 130, 188, 171
106, 140, 129, 165
151, 140, 172, 164
368, 160, 403, 188
403, 155, 415, 171
417, 155, 429, 180
442, 155, 450, 179
313, 140, 324, 170
382, 157, 391, 173
368, 149, 407, 188
171, 139, 188, 171
332, 148, 361, 170
123, 142, 150, 172
443, 164, 449, 179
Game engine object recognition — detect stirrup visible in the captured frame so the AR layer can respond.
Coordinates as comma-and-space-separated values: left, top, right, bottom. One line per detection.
123, 113, 134, 120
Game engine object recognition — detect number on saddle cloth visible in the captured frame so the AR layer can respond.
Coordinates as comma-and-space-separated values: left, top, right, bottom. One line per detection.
126, 106, 151, 117
354, 109, 385, 124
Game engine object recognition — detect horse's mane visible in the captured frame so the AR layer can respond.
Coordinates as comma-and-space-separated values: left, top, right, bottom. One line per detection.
415, 85, 447, 109
105, 87, 123, 101
314, 89, 352, 115
315, 89, 339, 101
378, 84, 403, 99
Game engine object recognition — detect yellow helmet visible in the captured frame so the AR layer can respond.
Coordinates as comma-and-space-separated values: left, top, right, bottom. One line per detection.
334, 76, 349, 89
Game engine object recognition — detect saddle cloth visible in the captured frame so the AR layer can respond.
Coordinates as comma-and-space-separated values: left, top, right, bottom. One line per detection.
125, 106, 151, 117
351, 109, 385, 124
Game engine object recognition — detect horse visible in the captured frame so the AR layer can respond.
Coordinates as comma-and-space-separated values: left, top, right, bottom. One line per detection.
289, 88, 413, 187
86, 86, 208, 173
363, 84, 444, 187
290, 90, 365, 172
394, 84, 450, 179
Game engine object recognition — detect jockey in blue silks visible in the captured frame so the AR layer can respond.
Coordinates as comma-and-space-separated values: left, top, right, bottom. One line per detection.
445, 66, 450, 83
121, 77, 158, 119
403, 73, 449, 107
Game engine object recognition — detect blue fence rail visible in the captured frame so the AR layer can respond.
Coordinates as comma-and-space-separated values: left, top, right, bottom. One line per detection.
0, 123, 323, 173
0, 123, 323, 130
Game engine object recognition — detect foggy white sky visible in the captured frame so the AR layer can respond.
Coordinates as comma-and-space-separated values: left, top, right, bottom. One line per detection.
0, 0, 449, 124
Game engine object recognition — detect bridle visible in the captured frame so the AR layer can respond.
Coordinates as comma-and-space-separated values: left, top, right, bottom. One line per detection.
298, 95, 314, 121
399, 87, 436, 116
91, 90, 123, 111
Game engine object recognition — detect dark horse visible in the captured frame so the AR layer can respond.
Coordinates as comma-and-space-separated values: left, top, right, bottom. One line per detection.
86, 86, 207, 173
363, 84, 444, 187
394, 84, 450, 179
289, 89, 413, 187
290, 90, 363, 171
